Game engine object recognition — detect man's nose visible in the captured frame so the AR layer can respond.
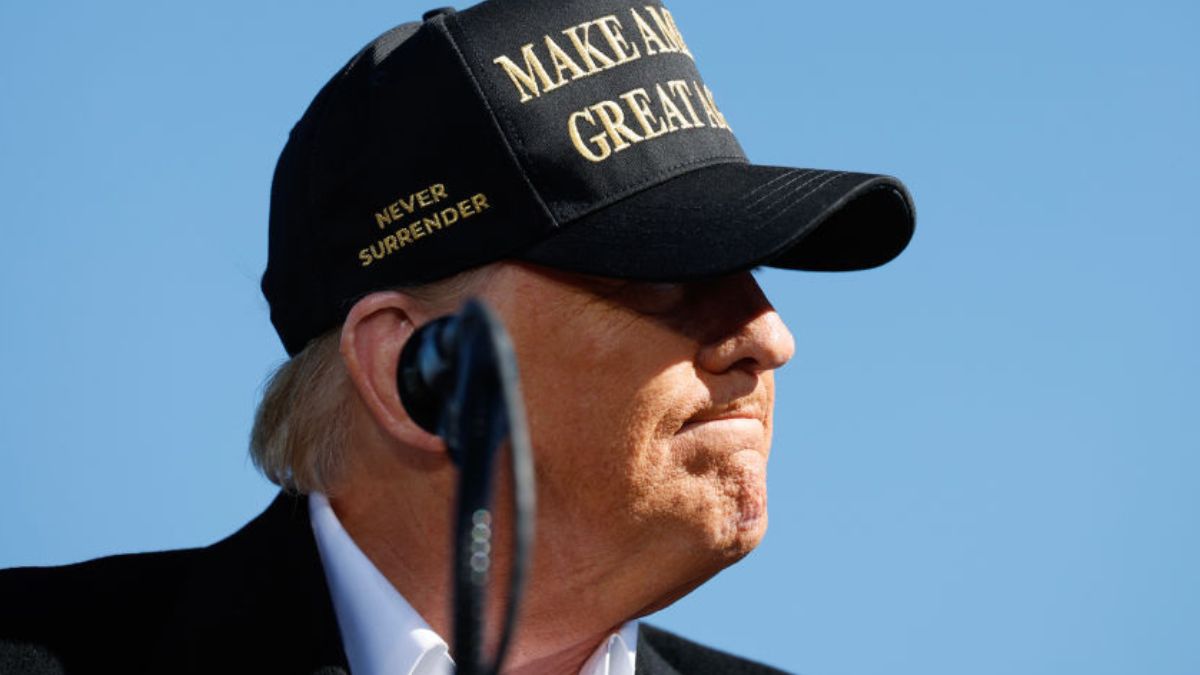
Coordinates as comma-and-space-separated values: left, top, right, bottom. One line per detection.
695, 274, 796, 375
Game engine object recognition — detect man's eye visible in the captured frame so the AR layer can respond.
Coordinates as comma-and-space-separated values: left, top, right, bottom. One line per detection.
622, 282, 687, 315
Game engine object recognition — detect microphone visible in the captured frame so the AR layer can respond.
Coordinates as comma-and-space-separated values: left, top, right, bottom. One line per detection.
393, 299, 535, 675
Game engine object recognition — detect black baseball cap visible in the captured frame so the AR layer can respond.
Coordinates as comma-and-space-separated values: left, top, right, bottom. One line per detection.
263, 0, 916, 355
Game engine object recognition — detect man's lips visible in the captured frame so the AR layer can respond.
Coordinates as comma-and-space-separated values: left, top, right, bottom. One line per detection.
678, 402, 766, 434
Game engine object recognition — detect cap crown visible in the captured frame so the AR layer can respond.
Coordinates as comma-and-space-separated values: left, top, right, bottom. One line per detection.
264, 0, 745, 354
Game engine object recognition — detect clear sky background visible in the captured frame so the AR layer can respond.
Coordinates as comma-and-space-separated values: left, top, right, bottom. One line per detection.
2, 1, 1197, 674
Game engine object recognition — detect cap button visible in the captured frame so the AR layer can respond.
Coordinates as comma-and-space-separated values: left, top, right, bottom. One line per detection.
422, 7, 456, 21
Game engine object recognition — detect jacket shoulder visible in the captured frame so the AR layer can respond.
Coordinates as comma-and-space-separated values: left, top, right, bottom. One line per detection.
0, 548, 200, 673
0, 492, 346, 674
0, 548, 199, 611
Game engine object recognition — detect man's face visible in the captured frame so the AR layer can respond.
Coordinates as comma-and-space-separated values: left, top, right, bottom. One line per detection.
479, 263, 795, 606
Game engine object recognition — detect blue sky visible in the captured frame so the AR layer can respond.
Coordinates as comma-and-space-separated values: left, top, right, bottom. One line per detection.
2, 1, 1197, 673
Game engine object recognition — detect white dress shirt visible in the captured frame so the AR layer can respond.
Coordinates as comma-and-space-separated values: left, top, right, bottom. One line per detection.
310, 493, 638, 675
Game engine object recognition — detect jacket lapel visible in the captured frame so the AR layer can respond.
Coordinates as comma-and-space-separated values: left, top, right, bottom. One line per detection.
635, 624, 790, 674
636, 624, 682, 675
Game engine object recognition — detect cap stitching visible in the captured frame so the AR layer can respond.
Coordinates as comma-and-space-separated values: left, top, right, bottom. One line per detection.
439, 10, 746, 228
443, 17, 531, 162
434, 16, 558, 228
751, 170, 835, 216
742, 169, 822, 211
570, 171, 851, 235
553, 153, 747, 222
601, 169, 824, 216
760, 171, 849, 224
742, 168, 803, 202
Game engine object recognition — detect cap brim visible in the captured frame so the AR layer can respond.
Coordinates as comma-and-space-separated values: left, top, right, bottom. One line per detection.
518, 163, 915, 280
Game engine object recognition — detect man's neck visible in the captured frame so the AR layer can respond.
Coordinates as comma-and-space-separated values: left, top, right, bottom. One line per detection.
326, 450, 639, 674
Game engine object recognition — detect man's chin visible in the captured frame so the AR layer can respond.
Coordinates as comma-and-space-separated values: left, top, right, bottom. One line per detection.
632, 567, 722, 618
688, 494, 770, 584
719, 450, 769, 555
632, 516, 766, 619
712, 508, 767, 571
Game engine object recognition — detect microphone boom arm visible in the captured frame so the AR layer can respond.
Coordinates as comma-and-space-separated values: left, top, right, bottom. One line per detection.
398, 299, 536, 675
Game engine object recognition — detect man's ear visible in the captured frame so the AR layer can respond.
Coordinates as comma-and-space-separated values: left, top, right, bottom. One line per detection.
339, 291, 444, 455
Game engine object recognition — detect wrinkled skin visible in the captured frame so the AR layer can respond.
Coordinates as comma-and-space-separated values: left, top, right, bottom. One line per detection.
479, 264, 795, 615
333, 262, 796, 673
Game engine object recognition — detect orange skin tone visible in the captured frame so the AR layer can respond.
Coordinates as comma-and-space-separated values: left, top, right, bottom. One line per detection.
332, 262, 795, 674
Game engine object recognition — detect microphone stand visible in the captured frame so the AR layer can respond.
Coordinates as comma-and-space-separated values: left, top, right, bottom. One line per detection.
439, 299, 535, 675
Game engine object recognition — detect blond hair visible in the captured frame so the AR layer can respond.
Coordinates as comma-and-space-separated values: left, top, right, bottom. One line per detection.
249, 267, 496, 493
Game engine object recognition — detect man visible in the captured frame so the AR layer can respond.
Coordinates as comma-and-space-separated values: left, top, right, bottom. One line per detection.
0, 0, 914, 673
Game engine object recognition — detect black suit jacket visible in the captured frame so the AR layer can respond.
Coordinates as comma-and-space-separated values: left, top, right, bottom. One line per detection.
0, 493, 787, 674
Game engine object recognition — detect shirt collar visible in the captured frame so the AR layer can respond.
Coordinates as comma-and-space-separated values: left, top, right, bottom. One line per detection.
309, 492, 637, 675
580, 621, 639, 675
310, 492, 452, 675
